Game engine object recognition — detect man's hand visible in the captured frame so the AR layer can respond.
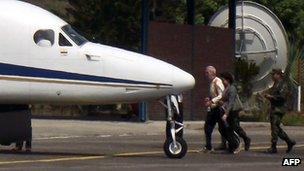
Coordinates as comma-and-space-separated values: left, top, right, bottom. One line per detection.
264, 94, 274, 99
218, 100, 224, 106
205, 101, 212, 107
204, 97, 212, 107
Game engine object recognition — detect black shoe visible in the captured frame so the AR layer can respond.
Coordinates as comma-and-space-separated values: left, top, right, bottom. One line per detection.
232, 146, 241, 154
199, 147, 214, 153
286, 140, 296, 153
266, 147, 277, 154
244, 138, 251, 151
25, 147, 31, 153
11, 147, 22, 152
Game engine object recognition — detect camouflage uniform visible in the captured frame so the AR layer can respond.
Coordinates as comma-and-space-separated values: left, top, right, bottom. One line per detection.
268, 79, 295, 152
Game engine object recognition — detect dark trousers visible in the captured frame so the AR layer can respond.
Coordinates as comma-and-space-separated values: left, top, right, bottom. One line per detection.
270, 112, 292, 145
16, 139, 31, 149
16, 127, 32, 149
227, 110, 250, 142
204, 107, 225, 150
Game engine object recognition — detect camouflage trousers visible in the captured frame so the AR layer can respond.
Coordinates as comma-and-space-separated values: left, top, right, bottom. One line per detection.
270, 112, 292, 144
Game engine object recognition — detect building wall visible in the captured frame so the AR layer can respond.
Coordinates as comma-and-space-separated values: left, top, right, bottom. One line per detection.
147, 22, 234, 120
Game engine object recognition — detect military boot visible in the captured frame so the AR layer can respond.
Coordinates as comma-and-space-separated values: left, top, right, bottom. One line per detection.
244, 137, 251, 151
286, 140, 296, 153
267, 143, 277, 154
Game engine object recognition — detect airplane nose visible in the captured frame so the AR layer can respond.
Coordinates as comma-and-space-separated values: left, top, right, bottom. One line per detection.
172, 67, 195, 93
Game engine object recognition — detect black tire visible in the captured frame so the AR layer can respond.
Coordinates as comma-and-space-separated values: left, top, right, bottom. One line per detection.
163, 137, 187, 159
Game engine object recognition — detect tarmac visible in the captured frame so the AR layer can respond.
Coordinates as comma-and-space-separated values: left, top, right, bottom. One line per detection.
0, 119, 303, 171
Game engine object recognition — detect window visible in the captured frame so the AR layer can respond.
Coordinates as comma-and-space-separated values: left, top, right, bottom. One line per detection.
59, 33, 72, 46
34, 29, 54, 47
61, 25, 88, 46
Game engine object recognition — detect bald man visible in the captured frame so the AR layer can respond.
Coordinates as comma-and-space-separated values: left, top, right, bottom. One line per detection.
203, 66, 226, 152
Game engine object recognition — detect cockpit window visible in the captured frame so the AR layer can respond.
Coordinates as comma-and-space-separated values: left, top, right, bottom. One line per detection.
59, 33, 72, 46
34, 29, 54, 47
61, 25, 88, 46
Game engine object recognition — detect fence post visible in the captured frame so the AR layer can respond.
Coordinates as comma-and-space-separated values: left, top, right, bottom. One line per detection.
139, 0, 150, 122
297, 57, 302, 112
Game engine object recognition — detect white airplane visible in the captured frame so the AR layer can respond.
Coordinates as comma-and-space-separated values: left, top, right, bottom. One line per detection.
0, 0, 195, 158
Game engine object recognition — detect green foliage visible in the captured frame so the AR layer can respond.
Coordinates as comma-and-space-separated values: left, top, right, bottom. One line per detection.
282, 113, 304, 126
255, 0, 304, 44
150, 0, 187, 24
198, 0, 227, 25
240, 111, 304, 126
234, 58, 260, 98
286, 39, 304, 82
66, 0, 141, 51
151, 0, 227, 25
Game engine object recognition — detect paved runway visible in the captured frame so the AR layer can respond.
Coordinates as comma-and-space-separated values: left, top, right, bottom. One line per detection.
0, 119, 303, 171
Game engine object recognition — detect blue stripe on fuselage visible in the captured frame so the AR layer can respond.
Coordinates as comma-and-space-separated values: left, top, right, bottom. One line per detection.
0, 62, 172, 87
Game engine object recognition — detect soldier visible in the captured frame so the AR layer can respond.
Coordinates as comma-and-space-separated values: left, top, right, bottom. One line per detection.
264, 69, 296, 153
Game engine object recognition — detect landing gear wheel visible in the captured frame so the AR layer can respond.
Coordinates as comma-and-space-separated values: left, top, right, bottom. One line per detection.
163, 137, 187, 159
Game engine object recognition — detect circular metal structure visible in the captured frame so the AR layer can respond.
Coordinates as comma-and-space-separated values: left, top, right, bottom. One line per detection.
208, 1, 289, 92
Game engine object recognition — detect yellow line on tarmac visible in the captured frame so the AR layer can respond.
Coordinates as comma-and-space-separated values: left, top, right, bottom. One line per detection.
0, 150, 194, 165
0, 156, 105, 165
250, 144, 304, 151
78, 144, 304, 158
114, 151, 163, 157
114, 149, 200, 157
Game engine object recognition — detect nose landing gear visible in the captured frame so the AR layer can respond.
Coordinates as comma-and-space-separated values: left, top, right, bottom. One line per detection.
161, 95, 187, 159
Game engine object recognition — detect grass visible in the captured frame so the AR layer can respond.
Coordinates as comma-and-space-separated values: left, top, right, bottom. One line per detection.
282, 112, 304, 126
240, 111, 304, 126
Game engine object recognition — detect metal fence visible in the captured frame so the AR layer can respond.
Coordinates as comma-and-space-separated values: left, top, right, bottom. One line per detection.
289, 54, 304, 112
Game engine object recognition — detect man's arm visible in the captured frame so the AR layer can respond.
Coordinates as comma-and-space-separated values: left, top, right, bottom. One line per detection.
225, 87, 237, 113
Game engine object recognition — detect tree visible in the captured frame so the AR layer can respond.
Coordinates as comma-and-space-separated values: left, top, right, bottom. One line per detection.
150, 0, 227, 25
255, 0, 304, 44
67, 0, 142, 51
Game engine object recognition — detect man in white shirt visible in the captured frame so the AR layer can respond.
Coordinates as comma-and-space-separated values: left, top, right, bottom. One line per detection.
203, 66, 226, 152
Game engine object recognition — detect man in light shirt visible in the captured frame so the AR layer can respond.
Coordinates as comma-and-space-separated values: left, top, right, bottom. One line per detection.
203, 66, 226, 152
